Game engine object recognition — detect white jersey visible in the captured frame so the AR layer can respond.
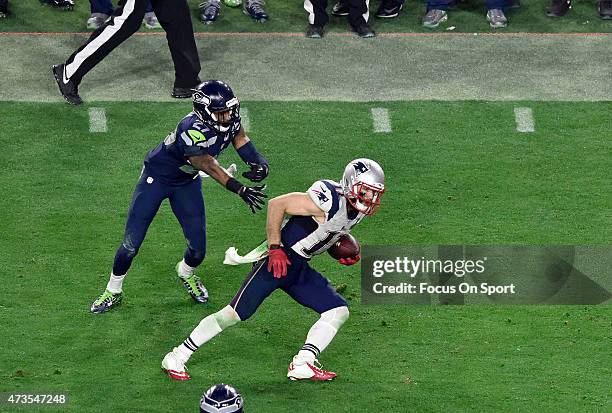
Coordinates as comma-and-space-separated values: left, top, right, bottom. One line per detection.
281, 180, 365, 259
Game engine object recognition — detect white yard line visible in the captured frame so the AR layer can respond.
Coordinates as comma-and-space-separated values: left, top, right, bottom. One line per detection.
371, 108, 391, 133
89, 107, 107, 133
514, 107, 535, 133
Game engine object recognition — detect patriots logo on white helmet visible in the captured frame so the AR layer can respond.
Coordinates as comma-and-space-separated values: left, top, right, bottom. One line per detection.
341, 158, 385, 215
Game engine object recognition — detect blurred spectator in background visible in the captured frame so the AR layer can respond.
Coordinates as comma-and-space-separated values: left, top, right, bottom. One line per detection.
546, 0, 611, 19
199, 0, 268, 24
311, 0, 375, 38
0, 0, 8, 18
40, 0, 75, 10
423, 0, 512, 28
86, 0, 160, 30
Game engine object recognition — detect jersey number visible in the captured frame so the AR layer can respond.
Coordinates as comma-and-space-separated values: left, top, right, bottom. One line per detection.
302, 231, 339, 256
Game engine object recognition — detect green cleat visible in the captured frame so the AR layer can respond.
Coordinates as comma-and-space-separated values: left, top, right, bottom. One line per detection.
177, 263, 209, 304
90, 289, 122, 313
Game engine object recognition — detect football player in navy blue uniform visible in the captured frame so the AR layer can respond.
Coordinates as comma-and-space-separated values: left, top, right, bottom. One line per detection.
91, 80, 269, 313
162, 159, 385, 381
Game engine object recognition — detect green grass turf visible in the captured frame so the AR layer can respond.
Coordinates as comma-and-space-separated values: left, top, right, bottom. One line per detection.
0, 0, 611, 33
0, 101, 611, 412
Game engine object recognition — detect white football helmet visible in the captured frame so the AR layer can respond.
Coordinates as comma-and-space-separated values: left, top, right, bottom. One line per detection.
341, 158, 385, 215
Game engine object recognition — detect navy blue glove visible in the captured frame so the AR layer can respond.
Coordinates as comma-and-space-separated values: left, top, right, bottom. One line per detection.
242, 162, 269, 182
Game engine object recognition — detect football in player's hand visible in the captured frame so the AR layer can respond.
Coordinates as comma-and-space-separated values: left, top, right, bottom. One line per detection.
328, 234, 360, 260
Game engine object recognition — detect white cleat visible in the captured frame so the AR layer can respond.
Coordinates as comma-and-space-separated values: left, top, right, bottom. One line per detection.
162, 348, 190, 381
287, 357, 337, 381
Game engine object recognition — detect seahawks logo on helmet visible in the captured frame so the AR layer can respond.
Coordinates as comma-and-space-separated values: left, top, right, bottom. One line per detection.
193, 91, 212, 105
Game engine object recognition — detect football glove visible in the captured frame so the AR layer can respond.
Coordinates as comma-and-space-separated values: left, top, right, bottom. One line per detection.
238, 184, 267, 213
242, 162, 269, 182
338, 255, 360, 266
267, 245, 291, 278
226, 178, 267, 213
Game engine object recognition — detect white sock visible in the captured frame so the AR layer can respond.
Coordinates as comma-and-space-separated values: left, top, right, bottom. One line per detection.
176, 306, 241, 363
106, 272, 126, 294
177, 259, 195, 279
295, 307, 349, 363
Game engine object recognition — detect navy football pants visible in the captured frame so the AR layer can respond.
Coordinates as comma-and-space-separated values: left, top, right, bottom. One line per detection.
112, 168, 206, 276
230, 251, 348, 320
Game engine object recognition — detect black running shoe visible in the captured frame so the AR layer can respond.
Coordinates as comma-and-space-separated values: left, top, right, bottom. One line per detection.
0, 0, 9, 18
353, 23, 376, 38
598, 0, 612, 19
331, 1, 349, 16
40, 0, 75, 10
52, 64, 83, 105
305, 24, 324, 38
545, 0, 571, 17
375, 3, 403, 18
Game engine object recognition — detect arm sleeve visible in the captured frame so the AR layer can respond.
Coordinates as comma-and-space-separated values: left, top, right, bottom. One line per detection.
236, 141, 268, 166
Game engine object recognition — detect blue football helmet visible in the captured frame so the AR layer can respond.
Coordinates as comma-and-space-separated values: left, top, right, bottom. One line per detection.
193, 80, 240, 133
200, 383, 244, 413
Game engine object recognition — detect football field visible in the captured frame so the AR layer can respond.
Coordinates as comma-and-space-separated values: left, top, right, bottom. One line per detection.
1, 100, 611, 412
1, 4, 611, 412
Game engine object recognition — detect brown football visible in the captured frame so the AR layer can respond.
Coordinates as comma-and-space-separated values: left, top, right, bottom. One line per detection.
328, 234, 360, 260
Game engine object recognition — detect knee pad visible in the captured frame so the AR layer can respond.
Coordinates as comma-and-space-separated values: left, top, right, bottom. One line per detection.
213, 305, 241, 330
320, 306, 349, 331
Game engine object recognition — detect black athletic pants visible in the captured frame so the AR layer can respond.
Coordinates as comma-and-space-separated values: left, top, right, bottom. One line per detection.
304, 0, 369, 28
64, 0, 200, 88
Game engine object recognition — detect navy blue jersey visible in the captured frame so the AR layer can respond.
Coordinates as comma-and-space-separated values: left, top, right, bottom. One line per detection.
143, 112, 241, 185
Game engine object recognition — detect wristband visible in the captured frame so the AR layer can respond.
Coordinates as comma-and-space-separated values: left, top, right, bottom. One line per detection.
225, 177, 243, 194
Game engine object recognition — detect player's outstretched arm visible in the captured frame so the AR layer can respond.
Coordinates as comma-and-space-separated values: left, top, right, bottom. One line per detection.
188, 153, 267, 213
232, 127, 269, 182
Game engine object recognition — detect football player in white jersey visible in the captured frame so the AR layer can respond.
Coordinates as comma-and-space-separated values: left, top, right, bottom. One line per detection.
161, 159, 385, 381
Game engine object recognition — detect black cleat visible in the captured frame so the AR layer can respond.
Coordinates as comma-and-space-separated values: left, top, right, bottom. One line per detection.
331, 1, 349, 16
52, 64, 83, 105
375, 3, 403, 18
40, 0, 75, 10
545, 0, 571, 17
305, 24, 324, 38
353, 23, 376, 38
598, 0, 612, 19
